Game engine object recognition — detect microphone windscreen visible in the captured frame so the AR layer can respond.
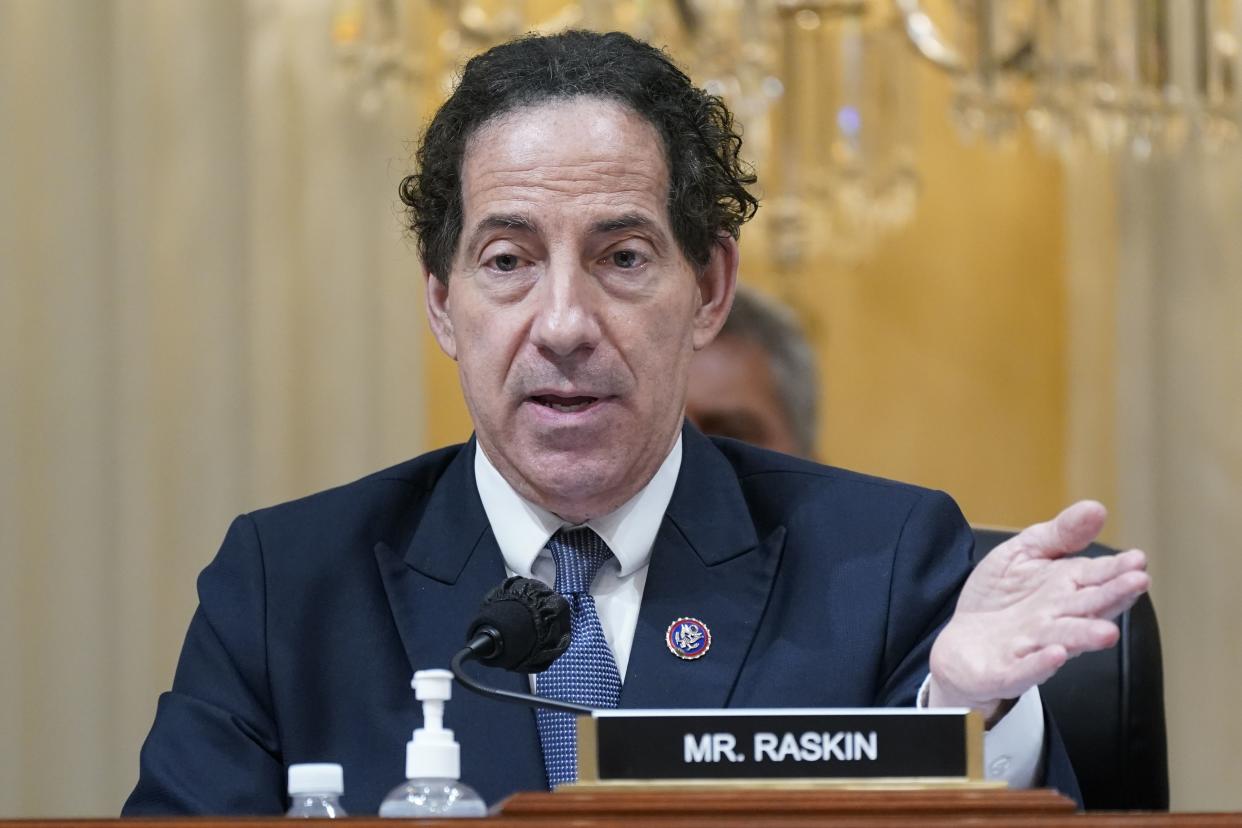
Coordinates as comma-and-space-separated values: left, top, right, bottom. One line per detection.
468, 577, 571, 673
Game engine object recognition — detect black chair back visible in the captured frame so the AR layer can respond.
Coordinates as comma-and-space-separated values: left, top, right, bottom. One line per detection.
972, 528, 1169, 811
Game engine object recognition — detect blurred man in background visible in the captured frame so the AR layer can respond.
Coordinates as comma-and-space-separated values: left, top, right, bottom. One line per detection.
686, 285, 817, 458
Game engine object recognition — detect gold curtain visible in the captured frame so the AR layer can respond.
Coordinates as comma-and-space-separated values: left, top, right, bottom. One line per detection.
1109, 149, 1242, 811
0, 0, 425, 815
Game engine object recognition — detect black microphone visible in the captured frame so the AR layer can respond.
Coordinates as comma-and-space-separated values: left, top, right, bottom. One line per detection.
450, 576, 592, 714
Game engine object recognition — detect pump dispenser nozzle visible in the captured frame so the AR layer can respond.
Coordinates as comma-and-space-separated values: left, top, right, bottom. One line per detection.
406, 669, 460, 780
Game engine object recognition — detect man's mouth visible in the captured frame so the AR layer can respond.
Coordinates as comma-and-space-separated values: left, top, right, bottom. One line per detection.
530, 394, 600, 413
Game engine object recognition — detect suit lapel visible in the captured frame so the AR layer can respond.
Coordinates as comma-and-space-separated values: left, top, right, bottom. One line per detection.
373, 438, 545, 797
620, 426, 785, 709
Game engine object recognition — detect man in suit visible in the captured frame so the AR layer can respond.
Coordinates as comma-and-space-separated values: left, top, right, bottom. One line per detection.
124, 30, 1150, 814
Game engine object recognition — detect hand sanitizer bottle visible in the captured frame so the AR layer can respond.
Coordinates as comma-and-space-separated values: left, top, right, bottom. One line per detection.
379, 669, 487, 818
286, 763, 347, 817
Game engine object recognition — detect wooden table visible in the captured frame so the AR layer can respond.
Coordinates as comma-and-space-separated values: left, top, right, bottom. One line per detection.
5, 789, 1240, 826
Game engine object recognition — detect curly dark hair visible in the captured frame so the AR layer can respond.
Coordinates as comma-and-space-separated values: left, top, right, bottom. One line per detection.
399, 29, 759, 283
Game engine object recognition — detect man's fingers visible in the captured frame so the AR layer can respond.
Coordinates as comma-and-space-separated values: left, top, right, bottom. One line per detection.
1067, 549, 1148, 589
1073, 549, 1147, 585
1015, 500, 1108, 560
1042, 617, 1120, 656
1062, 569, 1151, 619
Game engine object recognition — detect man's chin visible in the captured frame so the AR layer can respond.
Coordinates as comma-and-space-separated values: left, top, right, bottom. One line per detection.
492, 420, 679, 518
515, 454, 639, 520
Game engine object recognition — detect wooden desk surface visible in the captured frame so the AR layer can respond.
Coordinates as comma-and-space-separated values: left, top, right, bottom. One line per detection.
4, 789, 1240, 826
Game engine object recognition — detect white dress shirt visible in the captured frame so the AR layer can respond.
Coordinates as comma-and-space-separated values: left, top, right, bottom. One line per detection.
473, 437, 1043, 787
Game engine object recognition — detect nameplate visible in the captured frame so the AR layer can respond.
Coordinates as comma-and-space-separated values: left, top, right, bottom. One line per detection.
575, 708, 984, 784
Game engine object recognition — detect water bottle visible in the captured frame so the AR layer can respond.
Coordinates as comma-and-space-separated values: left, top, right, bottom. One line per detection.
286, 763, 347, 818
379, 669, 487, 818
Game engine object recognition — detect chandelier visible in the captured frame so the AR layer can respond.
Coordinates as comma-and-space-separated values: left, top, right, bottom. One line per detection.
331, 0, 1242, 264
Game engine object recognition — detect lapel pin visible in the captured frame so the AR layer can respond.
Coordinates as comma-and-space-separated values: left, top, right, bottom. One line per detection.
666, 617, 711, 660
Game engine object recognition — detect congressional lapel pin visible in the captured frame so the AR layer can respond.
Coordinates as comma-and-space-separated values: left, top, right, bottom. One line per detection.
666, 617, 711, 660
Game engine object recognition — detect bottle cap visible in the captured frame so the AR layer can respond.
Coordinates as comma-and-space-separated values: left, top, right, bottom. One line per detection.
287, 763, 344, 796
406, 669, 461, 780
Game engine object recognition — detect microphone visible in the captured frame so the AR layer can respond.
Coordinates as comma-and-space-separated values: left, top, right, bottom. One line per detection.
450, 576, 591, 714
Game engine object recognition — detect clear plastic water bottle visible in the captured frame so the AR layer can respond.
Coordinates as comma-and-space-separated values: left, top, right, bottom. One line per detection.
379, 669, 487, 818
286, 763, 347, 818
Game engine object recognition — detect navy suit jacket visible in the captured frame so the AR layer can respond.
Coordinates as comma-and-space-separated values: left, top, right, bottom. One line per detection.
124, 425, 1080, 814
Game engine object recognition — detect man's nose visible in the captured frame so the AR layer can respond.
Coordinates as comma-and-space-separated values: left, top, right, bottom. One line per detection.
528, 257, 602, 358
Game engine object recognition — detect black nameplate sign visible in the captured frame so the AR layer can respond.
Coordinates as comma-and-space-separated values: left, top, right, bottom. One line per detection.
575, 708, 983, 783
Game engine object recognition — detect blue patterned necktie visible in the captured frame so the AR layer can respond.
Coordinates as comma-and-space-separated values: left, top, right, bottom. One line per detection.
534, 527, 623, 787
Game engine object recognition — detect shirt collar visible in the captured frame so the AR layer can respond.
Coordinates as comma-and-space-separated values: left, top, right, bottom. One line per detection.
474, 435, 683, 579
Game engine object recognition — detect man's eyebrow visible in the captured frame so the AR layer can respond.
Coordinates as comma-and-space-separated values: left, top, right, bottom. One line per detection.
591, 213, 661, 236
464, 214, 539, 254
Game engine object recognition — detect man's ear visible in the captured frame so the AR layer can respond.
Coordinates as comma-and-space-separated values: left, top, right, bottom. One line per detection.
692, 235, 739, 351
424, 270, 458, 360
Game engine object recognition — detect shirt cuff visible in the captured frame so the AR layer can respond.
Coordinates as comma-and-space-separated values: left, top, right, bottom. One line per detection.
915, 676, 1045, 788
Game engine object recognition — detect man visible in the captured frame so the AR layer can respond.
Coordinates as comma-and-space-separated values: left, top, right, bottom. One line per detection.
124, 30, 1149, 814
686, 285, 818, 457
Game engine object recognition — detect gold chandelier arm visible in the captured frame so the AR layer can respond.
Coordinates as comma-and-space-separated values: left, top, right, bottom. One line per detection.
894, 0, 1032, 76
894, 0, 965, 72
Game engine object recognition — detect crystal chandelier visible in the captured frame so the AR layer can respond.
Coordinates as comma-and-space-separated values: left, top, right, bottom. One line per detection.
330, 0, 1242, 264
903, 0, 1242, 160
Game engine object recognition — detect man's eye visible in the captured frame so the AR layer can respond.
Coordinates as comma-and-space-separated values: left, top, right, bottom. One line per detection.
609, 250, 642, 269
491, 254, 520, 272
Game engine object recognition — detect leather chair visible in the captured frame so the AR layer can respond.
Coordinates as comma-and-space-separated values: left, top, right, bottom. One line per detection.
972, 528, 1169, 811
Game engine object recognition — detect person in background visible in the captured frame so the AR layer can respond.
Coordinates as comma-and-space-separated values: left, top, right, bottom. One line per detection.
686, 285, 818, 457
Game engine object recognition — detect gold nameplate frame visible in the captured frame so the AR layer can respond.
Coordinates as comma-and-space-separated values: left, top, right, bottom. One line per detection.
572, 708, 993, 790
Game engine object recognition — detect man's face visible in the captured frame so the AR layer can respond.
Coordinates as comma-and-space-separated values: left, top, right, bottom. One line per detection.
426, 97, 736, 522
686, 334, 805, 456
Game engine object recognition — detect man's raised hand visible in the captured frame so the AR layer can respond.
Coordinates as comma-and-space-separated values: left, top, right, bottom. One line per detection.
927, 500, 1150, 721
